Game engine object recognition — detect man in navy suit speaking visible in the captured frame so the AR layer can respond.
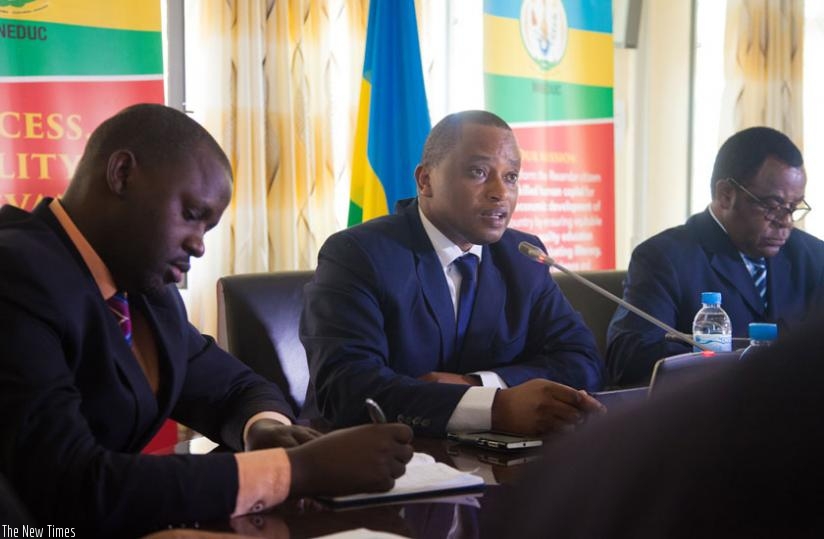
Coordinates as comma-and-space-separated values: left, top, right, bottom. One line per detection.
607, 126, 824, 386
302, 110, 604, 438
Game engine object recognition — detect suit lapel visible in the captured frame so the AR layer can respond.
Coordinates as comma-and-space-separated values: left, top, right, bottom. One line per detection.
765, 250, 790, 319
709, 254, 764, 315
696, 211, 764, 316
130, 294, 177, 442
415, 251, 457, 368
403, 203, 456, 368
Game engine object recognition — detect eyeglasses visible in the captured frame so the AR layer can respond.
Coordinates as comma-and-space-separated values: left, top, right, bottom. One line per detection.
725, 178, 812, 223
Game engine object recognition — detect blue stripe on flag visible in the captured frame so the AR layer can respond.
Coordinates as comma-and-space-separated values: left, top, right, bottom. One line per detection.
363, 0, 431, 213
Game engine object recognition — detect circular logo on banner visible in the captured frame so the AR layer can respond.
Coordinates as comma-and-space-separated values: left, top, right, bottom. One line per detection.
519, 0, 569, 70
0, 0, 48, 14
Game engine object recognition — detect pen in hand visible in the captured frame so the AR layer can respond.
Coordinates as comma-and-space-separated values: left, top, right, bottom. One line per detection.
365, 398, 387, 424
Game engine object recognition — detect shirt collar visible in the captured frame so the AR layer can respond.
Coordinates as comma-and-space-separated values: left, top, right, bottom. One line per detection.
48, 198, 118, 300
707, 204, 728, 234
708, 205, 766, 265
418, 204, 483, 269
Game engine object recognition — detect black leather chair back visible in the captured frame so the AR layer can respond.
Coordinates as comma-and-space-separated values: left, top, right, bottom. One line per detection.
217, 271, 314, 417
554, 270, 626, 357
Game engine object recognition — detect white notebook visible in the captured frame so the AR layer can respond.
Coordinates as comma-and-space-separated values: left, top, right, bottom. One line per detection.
318, 452, 485, 508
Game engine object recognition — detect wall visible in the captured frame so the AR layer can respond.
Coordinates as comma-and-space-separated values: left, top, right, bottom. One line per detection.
613, 0, 693, 268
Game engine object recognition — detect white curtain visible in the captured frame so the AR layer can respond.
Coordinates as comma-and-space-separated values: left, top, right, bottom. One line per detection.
183, 0, 367, 336
720, 0, 804, 147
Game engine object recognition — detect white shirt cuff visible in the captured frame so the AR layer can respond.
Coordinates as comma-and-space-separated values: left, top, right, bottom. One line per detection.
242, 411, 292, 449
472, 370, 508, 389
445, 386, 498, 432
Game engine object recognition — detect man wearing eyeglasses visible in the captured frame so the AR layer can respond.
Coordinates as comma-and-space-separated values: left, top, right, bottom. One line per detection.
606, 126, 824, 387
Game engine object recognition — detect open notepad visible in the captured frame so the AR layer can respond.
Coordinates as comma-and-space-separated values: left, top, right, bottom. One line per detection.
317, 452, 485, 508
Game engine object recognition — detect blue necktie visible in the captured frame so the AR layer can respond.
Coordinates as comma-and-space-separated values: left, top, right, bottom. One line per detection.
454, 254, 479, 352
745, 256, 768, 310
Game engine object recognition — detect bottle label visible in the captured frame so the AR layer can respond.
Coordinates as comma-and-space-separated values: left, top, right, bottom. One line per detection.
693, 334, 732, 353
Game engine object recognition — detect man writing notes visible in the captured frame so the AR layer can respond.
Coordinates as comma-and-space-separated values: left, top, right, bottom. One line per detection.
0, 104, 413, 536
302, 110, 604, 438
606, 126, 824, 386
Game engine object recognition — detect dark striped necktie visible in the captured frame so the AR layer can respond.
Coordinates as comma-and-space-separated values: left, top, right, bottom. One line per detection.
107, 291, 133, 346
745, 256, 767, 309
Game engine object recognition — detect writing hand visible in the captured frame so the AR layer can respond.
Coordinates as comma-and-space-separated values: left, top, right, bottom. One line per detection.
491, 379, 606, 436
287, 423, 414, 497
245, 419, 322, 451
418, 371, 480, 386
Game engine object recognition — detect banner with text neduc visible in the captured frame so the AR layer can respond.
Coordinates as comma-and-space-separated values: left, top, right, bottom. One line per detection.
0, 0, 164, 210
484, 0, 615, 270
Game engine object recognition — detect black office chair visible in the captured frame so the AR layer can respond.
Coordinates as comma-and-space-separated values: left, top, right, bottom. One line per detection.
217, 271, 314, 418
554, 270, 626, 357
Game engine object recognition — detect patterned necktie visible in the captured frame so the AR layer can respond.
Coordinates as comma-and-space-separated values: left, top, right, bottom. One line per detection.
745, 256, 768, 310
453, 254, 479, 351
107, 291, 133, 346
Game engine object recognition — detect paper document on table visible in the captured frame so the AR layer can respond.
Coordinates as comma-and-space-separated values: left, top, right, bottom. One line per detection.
318, 452, 484, 508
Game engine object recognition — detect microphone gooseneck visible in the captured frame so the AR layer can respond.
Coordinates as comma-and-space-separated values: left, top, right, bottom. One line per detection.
517, 241, 711, 352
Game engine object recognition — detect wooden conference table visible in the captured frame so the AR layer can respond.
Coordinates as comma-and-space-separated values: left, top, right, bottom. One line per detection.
161, 434, 540, 538
158, 386, 650, 538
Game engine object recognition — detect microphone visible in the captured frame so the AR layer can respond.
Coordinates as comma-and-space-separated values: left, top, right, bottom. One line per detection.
518, 241, 711, 352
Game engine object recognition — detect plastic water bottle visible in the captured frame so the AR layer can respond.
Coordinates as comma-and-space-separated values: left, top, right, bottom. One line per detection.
692, 292, 732, 353
739, 322, 778, 360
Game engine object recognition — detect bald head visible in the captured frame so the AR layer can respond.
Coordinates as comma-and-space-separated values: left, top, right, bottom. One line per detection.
70, 103, 231, 191
420, 110, 513, 169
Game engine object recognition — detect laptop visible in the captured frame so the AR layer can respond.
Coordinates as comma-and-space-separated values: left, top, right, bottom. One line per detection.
648, 350, 741, 395
592, 386, 648, 409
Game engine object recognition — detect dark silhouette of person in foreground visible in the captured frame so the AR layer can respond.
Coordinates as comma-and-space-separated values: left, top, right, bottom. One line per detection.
485, 308, 824, 538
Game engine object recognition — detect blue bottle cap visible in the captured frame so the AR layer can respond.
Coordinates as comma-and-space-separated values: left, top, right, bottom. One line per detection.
700, 291, 722, 305
748, 322, 777, 341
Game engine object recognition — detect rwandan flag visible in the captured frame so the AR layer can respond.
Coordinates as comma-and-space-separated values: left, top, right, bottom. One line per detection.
348, 0, 431, 226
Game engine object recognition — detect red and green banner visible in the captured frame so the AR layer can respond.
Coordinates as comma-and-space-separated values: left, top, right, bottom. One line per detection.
484, 0, 615, 270
0, 0, 164, 210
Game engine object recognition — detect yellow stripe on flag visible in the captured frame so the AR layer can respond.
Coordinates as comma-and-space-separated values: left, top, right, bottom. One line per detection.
350, 79, 389, 221
484, 14, 613, 87
3, 0, 160, 32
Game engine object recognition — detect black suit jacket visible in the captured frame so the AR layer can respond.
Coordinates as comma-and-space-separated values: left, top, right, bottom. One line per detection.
301, 199, 602, 436
607, 209, 824, 386
0, 201, 293, 535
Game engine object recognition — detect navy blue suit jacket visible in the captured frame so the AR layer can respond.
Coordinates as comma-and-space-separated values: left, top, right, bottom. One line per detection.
301, 199, 602, 436
606, 209, 824, 386
0, 201, 293, 535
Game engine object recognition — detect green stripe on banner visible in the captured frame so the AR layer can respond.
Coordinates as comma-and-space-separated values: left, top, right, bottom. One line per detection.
485, 74, 613, 122
0, 19, 162, 76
